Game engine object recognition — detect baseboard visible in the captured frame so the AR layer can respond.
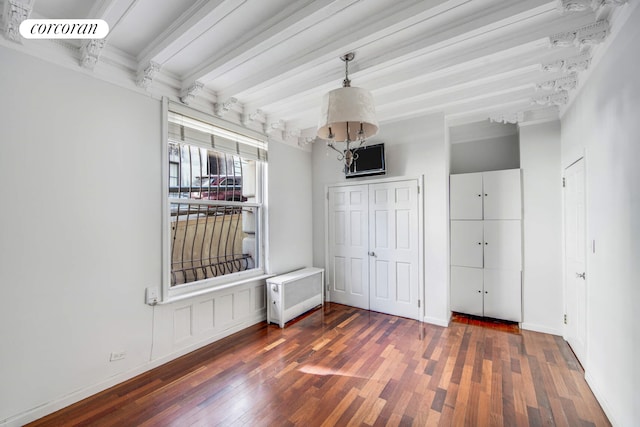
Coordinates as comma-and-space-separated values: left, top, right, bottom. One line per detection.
520, 322, 562, 336
423, 315, 450, 327
1, 313, 266, 427
585, 371, 618, 427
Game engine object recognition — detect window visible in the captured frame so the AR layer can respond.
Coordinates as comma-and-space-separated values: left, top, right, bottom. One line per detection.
163, 102, 267, 300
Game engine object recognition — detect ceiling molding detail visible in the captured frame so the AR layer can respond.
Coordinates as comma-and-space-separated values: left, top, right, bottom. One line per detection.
531, 90, 570, 106
179, 81, 204, 105
285, 128, 301, 140
80, 40, 106, 70
549, 20, 609, 48
536, 73, 579, 91
541, 52, 592, 72
298, 136, 315, 147
2, 0, 32, 43
135, 61, 161, 89
576, 20, 610, 46
489, 112, 524, 124
241, 109, 265, 127
214, 97, 238, 118
565, 53, 593, 71
264, 119, 285, 136
594, 0, 629, 7
557, 0, 591, 12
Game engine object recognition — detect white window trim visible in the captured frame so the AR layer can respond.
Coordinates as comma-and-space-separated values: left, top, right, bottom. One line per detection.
160, 97, 267, 304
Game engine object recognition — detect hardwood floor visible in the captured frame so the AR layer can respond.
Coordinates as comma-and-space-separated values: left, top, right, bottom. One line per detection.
28, 304, 609, 426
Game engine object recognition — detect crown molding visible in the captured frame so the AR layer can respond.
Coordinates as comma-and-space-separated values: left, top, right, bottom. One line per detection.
2, 0, 32, 43
214, 97, 238, 118
135, 61, 161, 89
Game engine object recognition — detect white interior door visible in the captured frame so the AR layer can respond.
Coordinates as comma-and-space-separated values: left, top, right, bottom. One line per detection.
564, 158, 587, 364
327, 185, 369, 309
368, 181, 420, 320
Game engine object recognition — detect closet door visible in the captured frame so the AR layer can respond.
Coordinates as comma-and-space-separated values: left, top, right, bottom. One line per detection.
483, 220, 522, 269
450, 173, 483, 220
450, 221, 484, 268
450, 266, 483, 316
483, 268, 522, 322
368, 181, 420, 320
482, 169, 522, 220
327, 185, 370, 309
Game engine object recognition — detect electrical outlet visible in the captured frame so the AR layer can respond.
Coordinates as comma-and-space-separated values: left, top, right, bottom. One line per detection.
110, 351, 126, 362
145, 287, 159, 305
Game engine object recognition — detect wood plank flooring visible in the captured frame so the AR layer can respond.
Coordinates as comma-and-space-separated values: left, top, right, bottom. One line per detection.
28, 304, 610, 426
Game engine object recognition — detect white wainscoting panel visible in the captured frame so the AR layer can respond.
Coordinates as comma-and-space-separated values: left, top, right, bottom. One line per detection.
152, 280, 267, 360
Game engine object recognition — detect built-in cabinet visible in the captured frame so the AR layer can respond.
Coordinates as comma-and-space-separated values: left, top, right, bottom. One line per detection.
450, 169, 522, 322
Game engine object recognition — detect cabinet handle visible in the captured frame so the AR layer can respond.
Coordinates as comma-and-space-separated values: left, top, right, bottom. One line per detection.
485, 242, 488, 245
477, 290, 481, 293
485, 193, 488, 196
485, 291, 488, 294
477, 242, 482, 245
477, 194, 482, 197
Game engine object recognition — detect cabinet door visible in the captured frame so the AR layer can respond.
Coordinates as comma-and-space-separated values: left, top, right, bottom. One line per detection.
483, 268, 522, 322
482, 169, 521, 220
483, 220, 521, 269
451, 266, 483, 316
450, 173, 483, 220
450, 221, 483, 268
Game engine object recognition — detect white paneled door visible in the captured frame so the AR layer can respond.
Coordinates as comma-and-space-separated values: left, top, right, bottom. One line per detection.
328, 185, 370, 309
368, 181, 420, 319
564, 158, 587, 365
327, 179, 421, 320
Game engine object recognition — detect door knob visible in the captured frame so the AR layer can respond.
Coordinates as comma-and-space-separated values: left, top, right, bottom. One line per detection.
576, 272, 586, 279
368, 251, 376, 257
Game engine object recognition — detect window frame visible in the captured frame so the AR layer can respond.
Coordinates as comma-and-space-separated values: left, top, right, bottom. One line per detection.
161, 98, 268, 303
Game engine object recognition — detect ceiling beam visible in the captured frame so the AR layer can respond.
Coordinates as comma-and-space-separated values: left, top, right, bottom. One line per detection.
135, 0, 247, 72
235, 1, 593, 111
215, 0, 468, 99
181, 0, 359, 88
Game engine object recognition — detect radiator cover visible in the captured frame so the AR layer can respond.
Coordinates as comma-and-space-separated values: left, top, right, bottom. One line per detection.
267, 267, 324, 328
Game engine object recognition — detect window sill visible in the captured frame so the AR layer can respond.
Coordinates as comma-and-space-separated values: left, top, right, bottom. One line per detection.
158, 273, 275, 305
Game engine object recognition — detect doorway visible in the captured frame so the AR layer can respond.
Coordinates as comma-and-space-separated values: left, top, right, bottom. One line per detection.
564, 158, 587, 364
326, 178, 423, 320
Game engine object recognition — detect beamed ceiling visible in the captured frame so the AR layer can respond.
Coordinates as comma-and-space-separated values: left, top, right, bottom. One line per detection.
0, 0, 635, 146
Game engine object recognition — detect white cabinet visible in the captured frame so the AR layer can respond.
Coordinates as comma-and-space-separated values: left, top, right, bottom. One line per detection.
450, 266, 483, 316
450, 173, 483, 219
450, 170, 521, 220
450, 169, 522, 322
450, 221, 483, 268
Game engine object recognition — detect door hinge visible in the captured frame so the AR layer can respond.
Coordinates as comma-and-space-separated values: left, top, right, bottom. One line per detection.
564, 314, 567, 324
418, 299, 421, 308
417, 186, 420, 194
562, 177, 566, 188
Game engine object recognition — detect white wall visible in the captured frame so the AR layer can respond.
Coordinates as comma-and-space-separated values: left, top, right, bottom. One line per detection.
267, 140, 313, 274
450, 134, 520, 174
560, 5, 640, 425
312, 113, 450, 325
519, 121, 563, 335
0, 47, 312, 426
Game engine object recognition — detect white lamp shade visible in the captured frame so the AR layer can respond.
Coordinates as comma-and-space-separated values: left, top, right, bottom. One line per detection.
317, 86, 379, 141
